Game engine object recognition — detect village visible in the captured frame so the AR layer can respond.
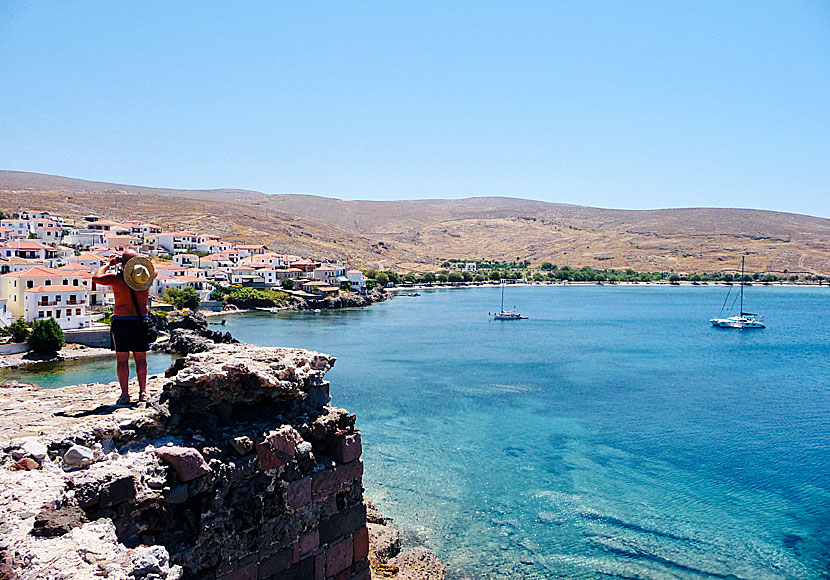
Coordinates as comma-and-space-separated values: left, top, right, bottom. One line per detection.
0, 210, 371, 335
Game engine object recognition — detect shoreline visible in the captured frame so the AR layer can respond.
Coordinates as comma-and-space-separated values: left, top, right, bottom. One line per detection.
0, 344, 114, 371
393, 280, 829, 291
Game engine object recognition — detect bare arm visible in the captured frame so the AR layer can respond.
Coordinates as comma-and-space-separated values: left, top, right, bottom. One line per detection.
91, 256, 120, 286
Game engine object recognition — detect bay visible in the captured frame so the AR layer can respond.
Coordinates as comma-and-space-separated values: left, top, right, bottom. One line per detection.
5, 285, 830, 579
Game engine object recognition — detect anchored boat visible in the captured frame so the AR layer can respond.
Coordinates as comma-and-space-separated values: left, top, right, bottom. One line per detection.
490, 280, 527, 320
710, 257, 765, 329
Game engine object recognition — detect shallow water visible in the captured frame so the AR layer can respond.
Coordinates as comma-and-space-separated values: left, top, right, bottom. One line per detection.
7, 286, 830, 578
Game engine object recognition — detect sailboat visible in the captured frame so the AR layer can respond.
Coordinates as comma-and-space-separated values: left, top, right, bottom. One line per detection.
489, 279, 527, 320
710, 256, 765, 329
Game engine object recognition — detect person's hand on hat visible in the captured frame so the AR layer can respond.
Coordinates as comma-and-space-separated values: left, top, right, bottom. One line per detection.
109, 254, 120, 266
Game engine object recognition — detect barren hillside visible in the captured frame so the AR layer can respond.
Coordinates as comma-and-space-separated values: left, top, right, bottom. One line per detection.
1, 171, 828, 274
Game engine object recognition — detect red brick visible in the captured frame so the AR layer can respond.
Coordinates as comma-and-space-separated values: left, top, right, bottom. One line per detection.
256, 442, 285, 471
258, 547, 292, 577
326, 536, 354, 577
352, 526, 369, 562
216, 562, 257, 580
335, 569, 351, 580
299, 530, 320, 557
286, 476, 312, 509
319, 504, 367, 545
314, 553, 326, 580
350, 569, 371, 580
312, 460, 364, 496
333, 433, 362, 464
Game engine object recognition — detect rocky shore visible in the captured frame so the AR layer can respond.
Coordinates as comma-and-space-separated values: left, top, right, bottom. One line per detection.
0, 340, 444, 580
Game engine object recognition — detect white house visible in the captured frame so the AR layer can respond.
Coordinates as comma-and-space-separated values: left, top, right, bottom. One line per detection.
155, 231, 200, 254
23, 285, 91, 329
173, 253, 199, 268
0, 298, 11, 328
0, 220, 31, 239
67, 253, 107, 272
347, 270, 368, 294
153, 276, 214, 303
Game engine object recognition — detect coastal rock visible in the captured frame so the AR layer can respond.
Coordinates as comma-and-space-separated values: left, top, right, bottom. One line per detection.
368, 522, 402, 563
154, 446, 211, 482
63, 444, 95, 467
390, 546, 446, 580
160, 344, 335, 413
128, 545, 169, 578
153, 312, 238, 355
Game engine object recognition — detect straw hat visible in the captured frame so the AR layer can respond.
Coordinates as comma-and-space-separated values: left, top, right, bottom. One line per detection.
122, 256, 155, 291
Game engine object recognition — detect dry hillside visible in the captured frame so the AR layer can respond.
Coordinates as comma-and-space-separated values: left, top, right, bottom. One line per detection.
1, 171, 829, 275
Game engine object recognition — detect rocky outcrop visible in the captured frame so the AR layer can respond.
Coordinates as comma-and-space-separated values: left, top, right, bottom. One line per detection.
293, 290, 388, 311
0, 343, 372, 580
364, 500, 445, 580
152, 311, 237, 356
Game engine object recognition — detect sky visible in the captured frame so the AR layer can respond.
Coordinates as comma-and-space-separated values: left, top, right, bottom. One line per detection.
1, 1, 829, 217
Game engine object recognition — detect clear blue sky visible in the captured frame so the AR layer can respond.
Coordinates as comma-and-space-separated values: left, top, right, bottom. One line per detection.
1, 2, 828, 217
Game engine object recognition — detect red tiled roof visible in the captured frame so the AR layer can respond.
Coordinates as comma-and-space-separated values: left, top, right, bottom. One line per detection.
26, 285, 86, 293
3, 266, 63, 278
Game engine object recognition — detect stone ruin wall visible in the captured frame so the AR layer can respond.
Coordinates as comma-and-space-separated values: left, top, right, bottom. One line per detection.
0, 344, 442, 580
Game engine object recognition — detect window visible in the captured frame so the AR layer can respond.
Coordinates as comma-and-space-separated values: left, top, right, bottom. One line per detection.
76, 308, 81, 315
27, 281, 33, 289
45, 280, 51, 286
38, 311, 44, 318
55, 310, 61, 318
73, 279, 79, 286
63, 279, 68, 285
46, 311, 51, 317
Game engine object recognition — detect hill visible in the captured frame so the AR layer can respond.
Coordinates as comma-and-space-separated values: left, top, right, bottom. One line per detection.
1, 170, 829, 275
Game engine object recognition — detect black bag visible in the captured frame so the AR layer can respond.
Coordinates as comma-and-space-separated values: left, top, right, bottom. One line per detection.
129, 288, 159, 345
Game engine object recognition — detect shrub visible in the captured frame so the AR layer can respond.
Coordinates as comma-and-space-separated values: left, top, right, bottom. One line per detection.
210, 284, 231, 301
6, 319, 30, 343
27, 319, 65, 354
224, 287, 289, 309
281, 279, 294, 290
164, 286, 202, 310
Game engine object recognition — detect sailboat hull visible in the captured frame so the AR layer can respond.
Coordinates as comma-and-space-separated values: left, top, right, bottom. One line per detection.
710, 316, 765, 329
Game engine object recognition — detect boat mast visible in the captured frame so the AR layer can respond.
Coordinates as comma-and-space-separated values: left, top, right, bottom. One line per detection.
740, 256, 744, 316
501, 279, 505, 312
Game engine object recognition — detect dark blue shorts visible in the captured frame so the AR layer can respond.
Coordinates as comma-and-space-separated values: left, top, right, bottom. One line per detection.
110, 316, 149, 353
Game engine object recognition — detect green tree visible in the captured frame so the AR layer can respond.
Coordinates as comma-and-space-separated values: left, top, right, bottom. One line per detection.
436, 273, 448, 283
461, 271, 473, 282
6, 319, 30, 343
668, 274, 681, 283
789, 275, 799, 283
474, 274, 487, 282
225, 287, 289, 308
532, 273, 545, 282
281, 279, 294, 290
376, 272, 390, 287
447, 272, 464, 283
210, 284, 231, 301
163, 286, 201, 310
540, 262, 554, 271
27, 319, 64, 354
423, 272, 437, 283
488, 270, 501, 281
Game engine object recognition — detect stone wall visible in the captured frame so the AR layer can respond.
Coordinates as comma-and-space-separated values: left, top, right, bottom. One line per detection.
0, 344, 372, 580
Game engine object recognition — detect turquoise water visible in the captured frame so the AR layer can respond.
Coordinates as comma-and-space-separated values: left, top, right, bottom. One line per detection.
6, 286, 830, 578
0, 353, 174, 389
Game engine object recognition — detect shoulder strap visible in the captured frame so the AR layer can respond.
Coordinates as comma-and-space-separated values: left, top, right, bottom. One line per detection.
128, 287, 144, 318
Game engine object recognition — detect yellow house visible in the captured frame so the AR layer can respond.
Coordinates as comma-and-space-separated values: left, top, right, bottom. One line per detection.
0, 266, 84, 318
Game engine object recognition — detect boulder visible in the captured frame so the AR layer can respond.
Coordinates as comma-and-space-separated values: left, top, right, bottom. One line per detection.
12, 438, 48, 460
63, 444, 95, 467
13, 457, 39, 471
155, 446, 211, 482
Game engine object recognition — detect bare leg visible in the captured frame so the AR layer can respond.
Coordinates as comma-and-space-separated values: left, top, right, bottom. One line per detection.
134, 351, 148, 397
116, 352, 130, 398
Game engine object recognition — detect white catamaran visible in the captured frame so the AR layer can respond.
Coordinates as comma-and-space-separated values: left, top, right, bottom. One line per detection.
490, 279, 527, 320
710, 256, 765, 329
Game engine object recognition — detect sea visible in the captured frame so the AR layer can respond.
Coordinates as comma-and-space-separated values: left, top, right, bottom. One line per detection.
4, 285, 829, 579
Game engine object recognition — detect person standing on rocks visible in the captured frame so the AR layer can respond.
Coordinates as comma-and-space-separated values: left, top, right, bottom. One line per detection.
92, 249, 156, 405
